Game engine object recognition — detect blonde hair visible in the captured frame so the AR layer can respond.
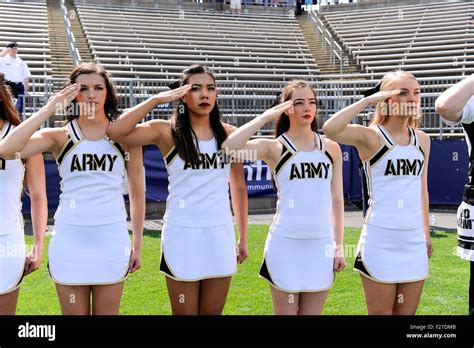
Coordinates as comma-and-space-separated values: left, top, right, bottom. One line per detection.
369, 70, 420, 129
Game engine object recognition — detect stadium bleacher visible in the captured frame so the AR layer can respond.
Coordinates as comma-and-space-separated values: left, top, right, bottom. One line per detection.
0, 0, 472, 133
75, 3, 320, 82
319, 0, 474, 78
0, 0, 51, 80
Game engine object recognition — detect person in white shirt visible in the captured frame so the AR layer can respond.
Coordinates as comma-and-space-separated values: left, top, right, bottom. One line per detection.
435, 74, 474, 315
0, 42, 31, 115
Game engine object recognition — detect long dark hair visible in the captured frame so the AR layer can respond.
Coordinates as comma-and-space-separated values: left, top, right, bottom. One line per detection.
171, 64, 227, 166
275, 80, 318, 137
66, 62, 119, 123
0, 73, 20, 126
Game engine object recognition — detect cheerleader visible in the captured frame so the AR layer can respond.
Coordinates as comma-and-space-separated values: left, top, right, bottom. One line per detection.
106, 64, 248, 315
222, 80, 346, 315
435, 73, 474, 315
0, 73, 47, 315
323, 70, 433, 315
0, 63, 145, 315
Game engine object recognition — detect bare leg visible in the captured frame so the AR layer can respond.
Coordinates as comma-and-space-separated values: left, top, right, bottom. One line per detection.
392, 280, 425, 315
165, 276, 200, 315
360, 275, 397, 315
298, 290, 329, 315
269, 286, 299, 315
0, 288, 20, 315
55, 284, 91, 315
199, 276, 232, 315
91, 282, 125, 315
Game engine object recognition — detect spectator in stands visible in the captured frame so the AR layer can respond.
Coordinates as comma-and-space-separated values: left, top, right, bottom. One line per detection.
0, 72, 47, 315
435, 73, 474, 315
215, 0, 225, 12
230, 0, 241, 15
106, 64, 249, 315
0, 63, 145, 315
223, 80, 346, 315
323, 70, 432, 315
0, 42, 31, 115
271, 0, 279, 7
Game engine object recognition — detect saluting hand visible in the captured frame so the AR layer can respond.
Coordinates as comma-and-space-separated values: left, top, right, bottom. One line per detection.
154, 84, 192, 105
45, 83, 81, 113
363, 89, 402, 106
259, 100, 293, 123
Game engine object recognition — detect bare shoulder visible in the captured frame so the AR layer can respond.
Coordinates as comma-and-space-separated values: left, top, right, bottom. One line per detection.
415, 129, 431, 149
415, 129, 430, 142
322, 136, 342, 159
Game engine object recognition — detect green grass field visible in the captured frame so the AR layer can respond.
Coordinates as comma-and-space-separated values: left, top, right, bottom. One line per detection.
16, 225, 469, 315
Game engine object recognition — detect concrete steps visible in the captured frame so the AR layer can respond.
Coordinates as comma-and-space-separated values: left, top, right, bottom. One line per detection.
298, 14, 361, 77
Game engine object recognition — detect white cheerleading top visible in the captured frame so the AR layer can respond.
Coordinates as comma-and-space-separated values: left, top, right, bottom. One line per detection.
0, 122, 25, 236
269, 132, 333, 239
54, 119, 128, 226
162, 137, 233, 227
363, 125, 425, 229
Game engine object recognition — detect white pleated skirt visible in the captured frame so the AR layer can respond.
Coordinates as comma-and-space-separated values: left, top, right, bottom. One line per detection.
48, 221, 132, 286
160, 221, 237, 281
0, 232, 26, 295
354, 224, 429, 283
259, 232, 335, 293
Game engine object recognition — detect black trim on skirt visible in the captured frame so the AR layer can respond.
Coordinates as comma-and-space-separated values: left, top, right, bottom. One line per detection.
354, 252, 371, 278
259, 259, 276, 286
160, 252, 174, 278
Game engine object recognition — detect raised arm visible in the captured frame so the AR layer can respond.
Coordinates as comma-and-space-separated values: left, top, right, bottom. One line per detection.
222, 101, 292, 166
222, 101, 292, 151
106, 85, 191, 146
322, 90, 401, 150
0, 83, 79, 159
435, 74, 474, 124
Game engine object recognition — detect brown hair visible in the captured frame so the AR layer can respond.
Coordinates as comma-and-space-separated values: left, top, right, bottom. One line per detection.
66, 62, 118, 123
170, 64, 227, 166
275, 80, 318, 137
369, 70, 420, 128
0, 73, 20, 126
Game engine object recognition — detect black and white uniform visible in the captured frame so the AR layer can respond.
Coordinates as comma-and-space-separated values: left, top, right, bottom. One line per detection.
159, 137, 236, 281
354, 125, 429, 283
0, 122, 26, 294
259, 132, 335, 293
48, 119, 131, 285
442, 97, 474, 261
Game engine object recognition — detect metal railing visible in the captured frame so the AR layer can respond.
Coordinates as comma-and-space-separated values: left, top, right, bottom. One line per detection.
25, 76, 465, 136
308, 10, 344, 75
61, 0, 82, 66
73, 0, 297, 14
